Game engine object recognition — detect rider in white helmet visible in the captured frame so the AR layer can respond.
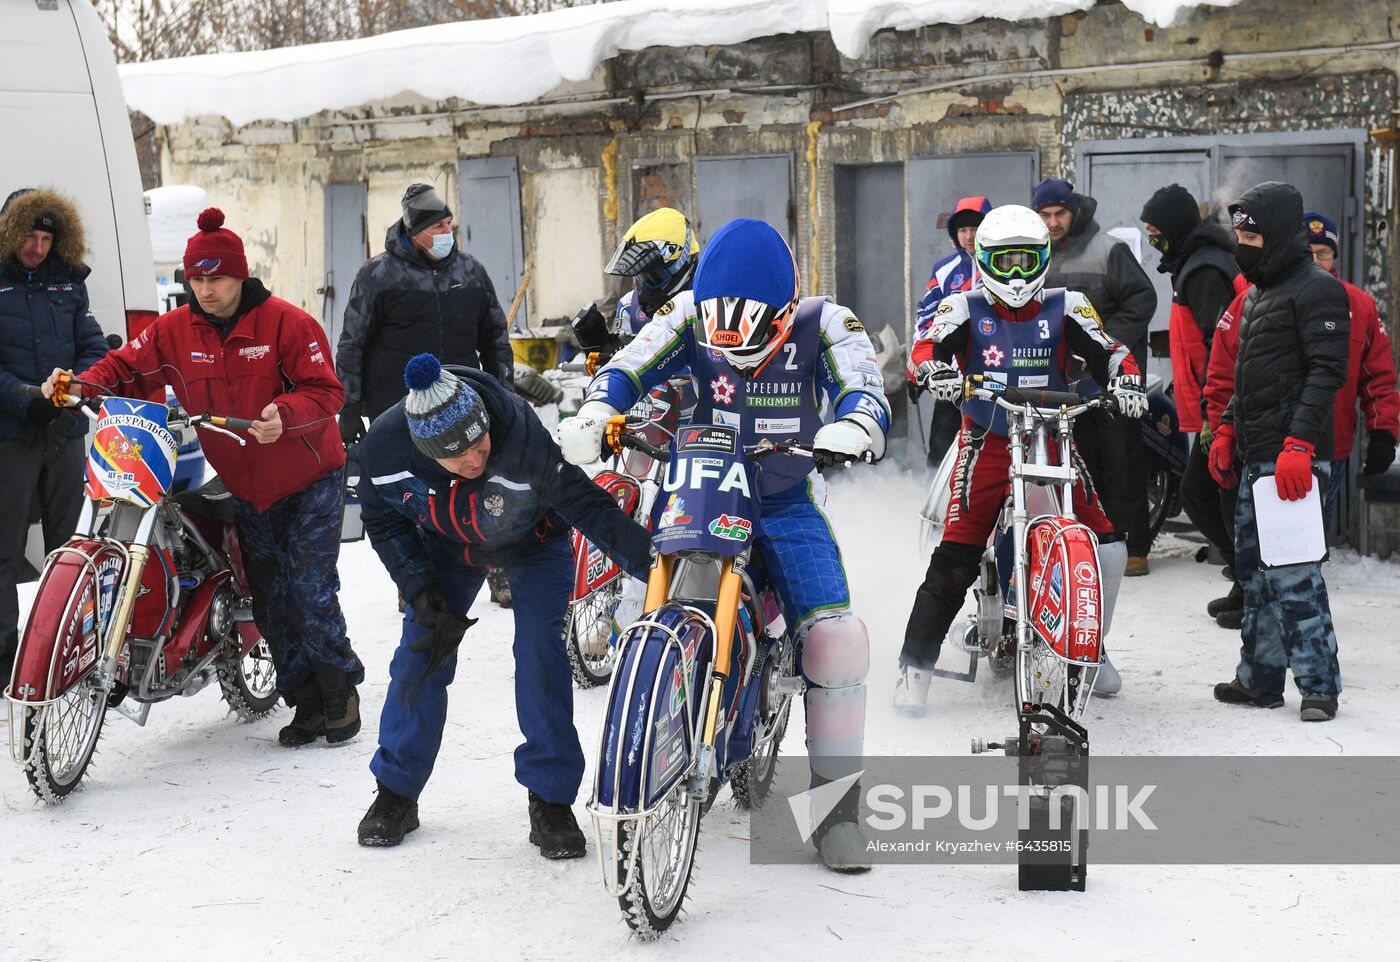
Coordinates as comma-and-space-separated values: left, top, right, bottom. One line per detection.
896, 204, 1148, 715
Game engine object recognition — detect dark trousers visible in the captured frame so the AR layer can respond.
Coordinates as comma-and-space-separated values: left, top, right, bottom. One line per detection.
926, 400, 962, 469
233, 470, 362, 699
1074, 408, 1152, 557
0, 433, 86, 681
1180, 436, 1237, 572
371, 534, 583, 803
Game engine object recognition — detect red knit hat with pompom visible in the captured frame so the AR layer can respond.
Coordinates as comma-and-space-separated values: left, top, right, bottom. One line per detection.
183, 207, 248, 280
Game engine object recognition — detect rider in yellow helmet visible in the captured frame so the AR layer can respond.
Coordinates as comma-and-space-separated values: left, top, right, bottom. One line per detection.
607, 207, 700, 331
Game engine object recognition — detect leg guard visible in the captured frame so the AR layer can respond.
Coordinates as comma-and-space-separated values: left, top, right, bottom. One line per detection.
1098, 539, 1127, 641
801, 614, 868, 783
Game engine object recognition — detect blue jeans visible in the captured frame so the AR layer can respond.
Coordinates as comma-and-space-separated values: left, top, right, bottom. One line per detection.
1233, 462, 1341, 697
371, 534, 583, 802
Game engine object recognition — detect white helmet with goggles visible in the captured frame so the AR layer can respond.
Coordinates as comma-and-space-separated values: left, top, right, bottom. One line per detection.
974, 204, 1052, 309
693, 218, 799, 374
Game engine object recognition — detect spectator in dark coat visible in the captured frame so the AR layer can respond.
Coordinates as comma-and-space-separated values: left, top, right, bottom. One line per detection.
1034, 178, 1159, 575
335, 182, 513, 441
1141, 183, 1249, 627
0, 188, 108, 689
1208, 181, 1349, 722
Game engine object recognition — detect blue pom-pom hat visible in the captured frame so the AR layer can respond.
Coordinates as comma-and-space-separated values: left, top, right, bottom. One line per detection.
402, 353, 490, 459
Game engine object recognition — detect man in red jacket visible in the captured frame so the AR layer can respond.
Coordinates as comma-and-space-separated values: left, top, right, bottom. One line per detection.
42, 209, 363, 747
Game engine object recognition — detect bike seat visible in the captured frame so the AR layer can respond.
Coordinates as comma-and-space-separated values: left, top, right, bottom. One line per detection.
175, 477, 237, 520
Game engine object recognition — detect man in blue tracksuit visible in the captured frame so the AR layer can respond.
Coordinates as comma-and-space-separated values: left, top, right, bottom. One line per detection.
354, 354, 651, 856
558, 218, 891, 872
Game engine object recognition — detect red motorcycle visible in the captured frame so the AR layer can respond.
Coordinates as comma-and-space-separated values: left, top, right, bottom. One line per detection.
5, 381, 276, 801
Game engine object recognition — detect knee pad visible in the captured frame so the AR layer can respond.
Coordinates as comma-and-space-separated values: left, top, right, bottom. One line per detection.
800, 615, 870, 689
1098, 539, 1126, 641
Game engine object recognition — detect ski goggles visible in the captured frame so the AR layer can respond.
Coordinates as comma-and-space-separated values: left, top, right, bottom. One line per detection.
978, 244, 1049, 279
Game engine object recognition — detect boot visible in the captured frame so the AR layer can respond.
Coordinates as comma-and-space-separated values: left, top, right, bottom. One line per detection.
1215, 608, 1244, 631
278, 680, 325, 746
358, 781, 419, 846
1214, 679, 1283, 709
1207, 583, 1243, 617
1124, 555, 1149, 577
527, 792, 586, 859
487, 567, 512, 608
809, 773, 871, 874
892, 665, 933, 716
318, 669, 361, 745
1299, 695, 1338, 722
1094, 653, 1122, 696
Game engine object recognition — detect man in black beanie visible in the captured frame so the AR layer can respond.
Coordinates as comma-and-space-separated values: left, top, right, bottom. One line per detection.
1141, 184, 1247, 627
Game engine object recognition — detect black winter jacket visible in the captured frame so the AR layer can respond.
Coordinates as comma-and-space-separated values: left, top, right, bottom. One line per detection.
1164, 220, 1240, 346
356, 367, 651, 602
1222, 182, 1350, 462
336, 223, 512, 420
0, 255, 108, 438
1045, 194, 1158, 367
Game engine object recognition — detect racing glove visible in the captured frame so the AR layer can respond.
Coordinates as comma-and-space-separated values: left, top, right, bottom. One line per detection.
915, 360, 961, 402
1363, 429, 1397, 476
409, 583, 479, 681
339, 404, 366, 446
813, 415, 879, 466
1208, 423, 1239, 490
1274, 436, 1315, 502
1108, 374, 1148, 420
556, 400, 620, 464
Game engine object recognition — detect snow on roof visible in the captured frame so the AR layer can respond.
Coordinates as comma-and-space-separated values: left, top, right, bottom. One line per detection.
117, 0, 1242, 127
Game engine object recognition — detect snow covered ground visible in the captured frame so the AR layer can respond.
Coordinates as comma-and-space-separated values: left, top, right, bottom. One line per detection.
2, 467, 1396, 960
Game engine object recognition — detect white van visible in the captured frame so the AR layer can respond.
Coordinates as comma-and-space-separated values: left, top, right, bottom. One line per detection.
0, 0, 157, 342
1, 0, 156, 577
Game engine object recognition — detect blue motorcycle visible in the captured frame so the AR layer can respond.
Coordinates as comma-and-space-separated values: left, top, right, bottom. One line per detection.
586, 423, 848, 938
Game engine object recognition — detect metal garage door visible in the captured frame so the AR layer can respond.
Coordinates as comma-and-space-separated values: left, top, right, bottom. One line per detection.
322, 181, 367, 352
695, 154, 794, 246
458, 157, 527, 329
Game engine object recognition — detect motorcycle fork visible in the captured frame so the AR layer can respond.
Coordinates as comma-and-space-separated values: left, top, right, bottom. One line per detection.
96, 508, 160, 689
690, 557, 743, 793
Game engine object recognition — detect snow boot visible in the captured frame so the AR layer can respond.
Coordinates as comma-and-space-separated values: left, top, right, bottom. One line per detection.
1124, 555, 1150, 577
318, 669, 361, 745
1207, 583, 1243, 617
1095, 653, 1122, 696
278, 681, 324, 746
892, 665, 933, 716
1215, 608, 1244, 631
1213, 679, 1284, 709
358, 781, 419, 846
487, 567, 512, 608
528, 792, 586, 859
1299, 695, 1338, 722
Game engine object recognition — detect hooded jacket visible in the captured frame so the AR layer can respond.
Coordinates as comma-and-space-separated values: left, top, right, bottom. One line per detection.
355, 367, 651, 600
1161, 220, 1248, 433
335, 221, 512, 421
1044, 193, 1158, 367
0, 189, 108, 438
1220, 182, 1350, 462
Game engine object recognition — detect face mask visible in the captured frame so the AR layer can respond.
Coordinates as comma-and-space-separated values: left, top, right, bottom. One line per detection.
428, 232, 455, 260
1234, 243, 1265, 281
1148, 234, 1170, 258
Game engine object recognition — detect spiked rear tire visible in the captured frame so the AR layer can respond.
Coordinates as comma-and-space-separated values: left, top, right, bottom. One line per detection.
565, 578, 622, 689
217, 634, 279, 720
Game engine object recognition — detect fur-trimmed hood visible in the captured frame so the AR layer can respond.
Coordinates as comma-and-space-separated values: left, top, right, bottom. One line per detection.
0, 188, 88, 269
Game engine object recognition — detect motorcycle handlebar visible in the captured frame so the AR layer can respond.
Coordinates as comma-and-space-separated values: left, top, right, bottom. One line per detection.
20, 384, 255, 433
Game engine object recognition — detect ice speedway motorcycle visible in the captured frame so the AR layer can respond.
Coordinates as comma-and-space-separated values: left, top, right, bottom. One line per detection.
4, 378, 276, 801
562, 305, 688, 688
585, 421, 868, 937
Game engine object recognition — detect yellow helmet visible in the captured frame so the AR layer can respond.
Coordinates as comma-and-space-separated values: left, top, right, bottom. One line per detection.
606, 207, 699, 315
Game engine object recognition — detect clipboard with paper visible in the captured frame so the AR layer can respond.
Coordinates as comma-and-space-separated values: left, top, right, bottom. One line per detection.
1250, 471, 1328, 567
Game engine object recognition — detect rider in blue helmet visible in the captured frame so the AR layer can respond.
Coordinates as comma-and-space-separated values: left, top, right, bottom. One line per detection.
557, 218, 891, 872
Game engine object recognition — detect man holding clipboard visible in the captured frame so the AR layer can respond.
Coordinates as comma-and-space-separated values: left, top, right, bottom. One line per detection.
1207, 182, 1350, 722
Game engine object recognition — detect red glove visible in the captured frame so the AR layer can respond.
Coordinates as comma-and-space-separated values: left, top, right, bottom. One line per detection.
1208, 424, 1239, 490
1274, 437, 1315, 501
